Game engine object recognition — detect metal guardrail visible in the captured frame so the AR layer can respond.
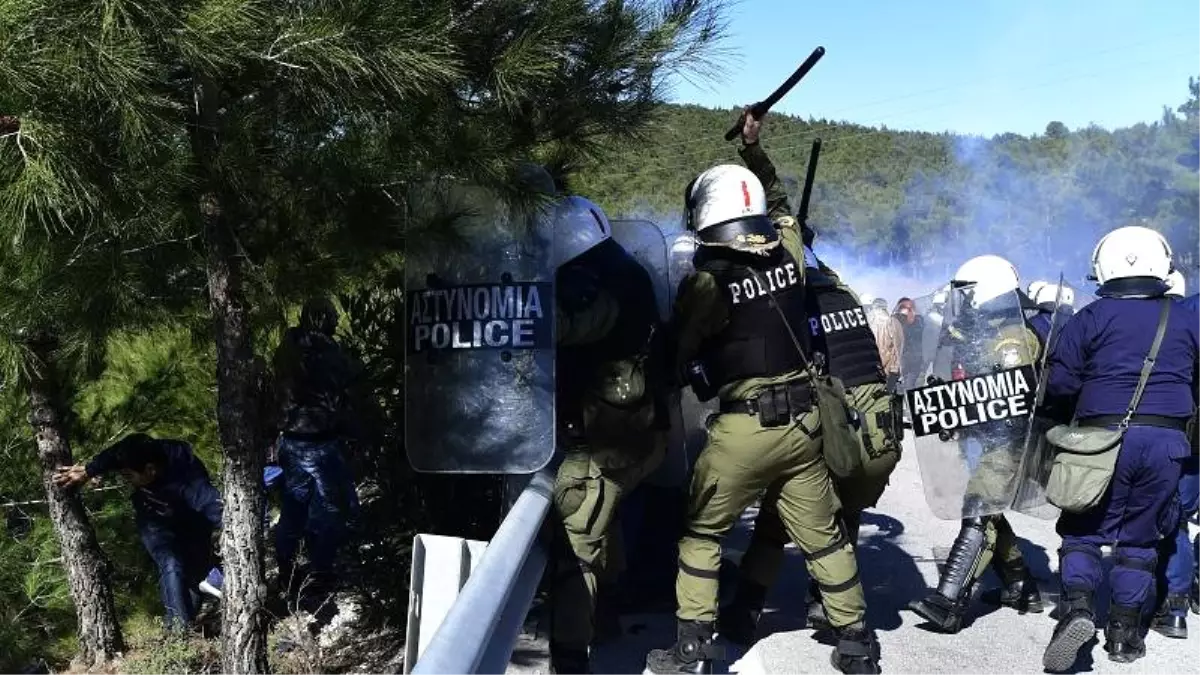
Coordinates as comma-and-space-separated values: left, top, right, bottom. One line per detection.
410, 464, 556, 674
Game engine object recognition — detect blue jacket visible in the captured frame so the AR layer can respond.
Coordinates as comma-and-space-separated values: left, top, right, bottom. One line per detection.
87, 440, 222, 530
1047, 295, 1198, 427
1029, 311, 1053, 345
1181, 292, 1199, 314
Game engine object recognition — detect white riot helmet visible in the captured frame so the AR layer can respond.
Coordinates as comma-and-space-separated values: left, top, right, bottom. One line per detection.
1089, 226, 1173, 284
952, 255, 1021, 307
1027, 280, 1048, 298
684, 164, 779, 256
551, 195, 611, 267
1166, 270, 1186, 297
1034, 283, 1076, 308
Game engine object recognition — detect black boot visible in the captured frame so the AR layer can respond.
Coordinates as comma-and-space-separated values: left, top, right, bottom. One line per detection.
644, 620, 723, 674
830, 623, 881, 675
1150, 594, 1189, 639
1192, 575, 1199, 616
593, 584, 623, 645
1104, 605, 1145, 663
982, 561, 1044, 614
718, 580, 766, 647
550, 644, 591, 674
805, 581, 831, 630
908, 517, 987, 634
1042, 589, 1096, 672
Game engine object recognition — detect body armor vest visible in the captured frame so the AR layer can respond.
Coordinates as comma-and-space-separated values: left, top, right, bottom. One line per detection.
805, 279, 884, 387
695, 246, 810, 389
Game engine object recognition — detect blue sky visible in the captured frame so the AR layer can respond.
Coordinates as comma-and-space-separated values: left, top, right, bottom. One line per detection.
668, 0, 1199, 136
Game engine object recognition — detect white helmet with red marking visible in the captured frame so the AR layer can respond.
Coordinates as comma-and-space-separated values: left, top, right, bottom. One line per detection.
684, 164, 779, 256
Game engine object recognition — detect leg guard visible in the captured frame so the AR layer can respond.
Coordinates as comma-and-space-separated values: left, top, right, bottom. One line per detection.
908, 517, 987, 633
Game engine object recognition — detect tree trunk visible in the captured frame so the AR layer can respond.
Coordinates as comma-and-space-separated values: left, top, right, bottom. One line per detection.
190, 77, 269, 674
24, 334, 124, 668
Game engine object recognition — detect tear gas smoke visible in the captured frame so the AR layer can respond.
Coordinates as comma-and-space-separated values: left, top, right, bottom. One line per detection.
614, 118, 1198, 309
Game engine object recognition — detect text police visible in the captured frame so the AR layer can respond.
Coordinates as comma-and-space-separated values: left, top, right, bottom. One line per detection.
809, 305, 871, 337
408, 282, 552, 353
906, 365, 1036, 437
728, 261, 800, 305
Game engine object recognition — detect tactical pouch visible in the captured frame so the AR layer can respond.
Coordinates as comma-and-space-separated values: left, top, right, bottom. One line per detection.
1043, 425, 1122, 513
749, 383, 812, 428
813, 374, 867, 479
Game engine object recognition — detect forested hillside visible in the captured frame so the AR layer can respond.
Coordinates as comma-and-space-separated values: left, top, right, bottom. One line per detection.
0, 0, 1194, 668
576, 79, 1199, 298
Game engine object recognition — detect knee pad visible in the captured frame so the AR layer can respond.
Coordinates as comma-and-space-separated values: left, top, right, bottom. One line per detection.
1114, 549, 1157, 574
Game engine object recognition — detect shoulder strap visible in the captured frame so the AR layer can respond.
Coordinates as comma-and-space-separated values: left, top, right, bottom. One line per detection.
1120, 298, 1172, 429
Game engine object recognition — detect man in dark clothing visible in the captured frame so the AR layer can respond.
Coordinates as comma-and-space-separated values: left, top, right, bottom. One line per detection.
53, 434, 223, 631
271, 297, 362, 594
895, 297, 925, 393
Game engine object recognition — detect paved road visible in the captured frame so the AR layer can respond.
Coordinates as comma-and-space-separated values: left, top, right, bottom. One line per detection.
509, 436, 1198, 674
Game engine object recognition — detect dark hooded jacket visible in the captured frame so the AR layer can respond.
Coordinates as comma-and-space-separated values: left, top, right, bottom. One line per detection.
272, 299, 359, 440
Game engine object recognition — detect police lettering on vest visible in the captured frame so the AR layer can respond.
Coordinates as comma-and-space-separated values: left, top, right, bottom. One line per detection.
408, 282, 553, 353
905, 365, 1036, 437
727, 261, 800, 305
809, 306, 870, 337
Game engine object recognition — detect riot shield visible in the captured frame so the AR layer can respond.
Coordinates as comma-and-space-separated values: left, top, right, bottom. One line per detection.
668, 231, 715, 474
611, 220, 688, 487
903, 288, 1039, 520
405, 187, 556, 474
1011, 278, 1071, 519
611, 220, 671, 321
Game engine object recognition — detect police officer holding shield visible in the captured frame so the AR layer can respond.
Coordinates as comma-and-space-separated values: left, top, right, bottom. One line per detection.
1041, 227, 1198, 670
643, 154, 880, 674
547, 194, 670, 674
908, 255, 1046, 633
715, 110, 903, 645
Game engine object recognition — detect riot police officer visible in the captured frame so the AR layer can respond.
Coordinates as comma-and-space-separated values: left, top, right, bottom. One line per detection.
644, 161, 880, 675
1166, 270, 1186, 298
717, 110, 903, 646
1041, 227, 1198, 670
548, 195, 670, 674
908, 255, 1046, 634
1029, 282, 1076, 345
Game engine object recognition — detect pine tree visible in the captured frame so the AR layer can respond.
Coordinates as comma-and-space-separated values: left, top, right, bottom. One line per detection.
1, 0, 730, 670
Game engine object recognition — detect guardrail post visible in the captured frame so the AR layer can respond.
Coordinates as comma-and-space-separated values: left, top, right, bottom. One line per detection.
410, 463, 557, 674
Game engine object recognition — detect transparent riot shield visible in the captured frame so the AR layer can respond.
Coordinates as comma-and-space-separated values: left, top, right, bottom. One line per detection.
611, 219, 687, 487
404, 187, 555, 474
1011, 279, 1071, 519
906, 287, 949, 395
611, 220, 671, 321
903, 287, 1040, 520
667, 231, 715, 473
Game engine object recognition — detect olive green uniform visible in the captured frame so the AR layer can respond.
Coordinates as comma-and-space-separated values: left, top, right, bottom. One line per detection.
955, 319, 1043, 584
671, 223, 865, 628
908, 310, 1045, 632
734, 141, 902, 594
550, 267, 667, 656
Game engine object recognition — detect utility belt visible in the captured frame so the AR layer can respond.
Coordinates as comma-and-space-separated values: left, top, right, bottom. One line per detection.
719, 382, 814, 428
1078, 414, 1189, 432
